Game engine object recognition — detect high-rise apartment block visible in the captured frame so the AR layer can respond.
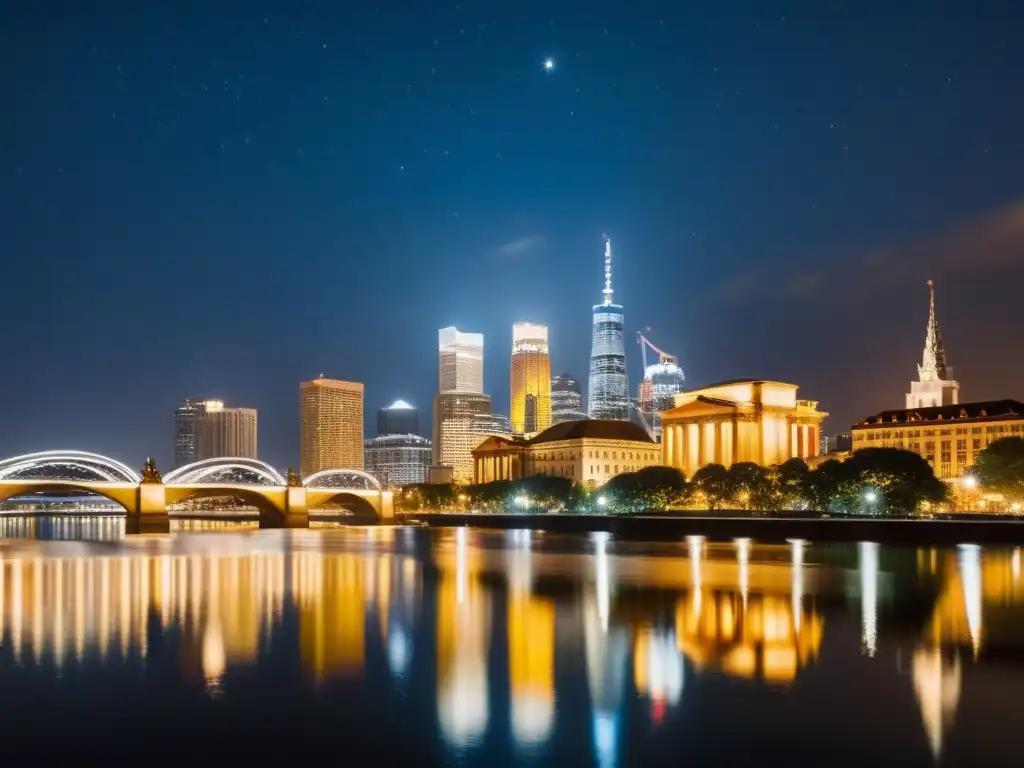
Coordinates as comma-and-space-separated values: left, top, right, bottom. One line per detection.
551, 374, 587, 424
196, 405, 258, 460
510, 322, 552, 434
588, 237, 630, 420
173, 398, 224, 467
364, 434, 432, 487
438, 326, 484, 393
299, 377, 364, 477
433, 392, 492, 483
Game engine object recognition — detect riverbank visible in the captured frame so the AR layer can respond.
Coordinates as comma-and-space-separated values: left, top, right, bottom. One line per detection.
413, 512, 1024, 545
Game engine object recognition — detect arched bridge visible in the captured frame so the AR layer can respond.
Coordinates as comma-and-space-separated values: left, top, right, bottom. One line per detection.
0, 451, 393, 528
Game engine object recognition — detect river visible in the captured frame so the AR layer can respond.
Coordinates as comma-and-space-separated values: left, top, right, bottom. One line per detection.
0, 517, 1021, 765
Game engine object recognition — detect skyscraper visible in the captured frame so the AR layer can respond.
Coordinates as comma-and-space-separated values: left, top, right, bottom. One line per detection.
587, 236, 630, 420
378, 400, 419, 437
173, 398, 224, 467
906, 280, 960, 409
433, 392, 492, 483
438, 327, 484, 393
510, 322, 552, 434
196, 406, 258, 460
551, 374, 587, 424
299, 377, 365, 477
364, 434, 432, 487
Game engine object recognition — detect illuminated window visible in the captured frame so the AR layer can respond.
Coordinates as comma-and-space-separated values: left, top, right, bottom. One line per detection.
973, 439, 981, 450
604, 465, 609, 474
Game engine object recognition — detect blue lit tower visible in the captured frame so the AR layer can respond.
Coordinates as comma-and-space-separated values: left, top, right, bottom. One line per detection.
587, 236, 630, 420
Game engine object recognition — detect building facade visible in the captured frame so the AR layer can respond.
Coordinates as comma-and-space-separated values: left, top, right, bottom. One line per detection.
660, 379, 828, 477
638, 361, 686, 441
299, 377, 365, 477
439, 326, 484, 394
364, 433, 432, 487
851, 400, 1024, 481
433, 392, 492, 483
907, 280, 960, 409
588, 237, 630, 421
473, 412, 512, 437
551, 374, 587, 424
472, 420, 661, 487
173, 398, 224, 467
378, 400, 418, 437
510, 322, 552, 434
196, 406, 258, 460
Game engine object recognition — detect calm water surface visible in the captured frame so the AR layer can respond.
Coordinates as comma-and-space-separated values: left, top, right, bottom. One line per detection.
0, 516, 1022, 765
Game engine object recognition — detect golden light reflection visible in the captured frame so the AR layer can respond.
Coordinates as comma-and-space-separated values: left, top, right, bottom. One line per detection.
436, 530, 492, 748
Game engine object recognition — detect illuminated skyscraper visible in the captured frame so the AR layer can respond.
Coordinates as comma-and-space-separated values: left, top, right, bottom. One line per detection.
433, 392, 492, 483
174, 398, 224, 467
551, 374, 587, 424
299, 377, 364, 476
587, 237, 629, 420
196, 404, 258, 459
438, 327, 484, 394
510, 322, 552, 434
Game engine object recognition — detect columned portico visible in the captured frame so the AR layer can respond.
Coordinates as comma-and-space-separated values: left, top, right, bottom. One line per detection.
659, 379, 828, 477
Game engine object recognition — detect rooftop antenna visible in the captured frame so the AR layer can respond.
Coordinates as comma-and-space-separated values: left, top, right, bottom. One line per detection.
602, 234, 613, 306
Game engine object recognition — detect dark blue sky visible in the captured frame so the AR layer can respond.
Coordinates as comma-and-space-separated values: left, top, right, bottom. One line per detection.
3, 1, 1024, 472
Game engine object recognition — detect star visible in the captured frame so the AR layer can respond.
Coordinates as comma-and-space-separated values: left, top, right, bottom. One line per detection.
543, 58, 554, 72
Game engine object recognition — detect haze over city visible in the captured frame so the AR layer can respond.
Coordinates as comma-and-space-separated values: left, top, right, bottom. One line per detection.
3, 2, 1023, 470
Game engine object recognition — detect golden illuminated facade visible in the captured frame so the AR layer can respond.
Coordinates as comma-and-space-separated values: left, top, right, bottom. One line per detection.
299, 377, 365, 476
851, 400, 1024, 481
510, 322, 552, 435
433, 392, 493, 483
472, 419, 660, 486
196, 405, 258, 460
660, 379, 827, 477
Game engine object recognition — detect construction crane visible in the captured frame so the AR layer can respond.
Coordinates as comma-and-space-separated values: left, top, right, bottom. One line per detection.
637, 331, 677, 370
635, 330, 685, 442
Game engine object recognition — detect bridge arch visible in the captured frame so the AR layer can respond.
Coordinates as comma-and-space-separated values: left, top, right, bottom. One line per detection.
303, 468, 382, 491
163, 457, 286, 486
0, 451, 140, 483
0, 481, 137, 513
306, 490, 381, 521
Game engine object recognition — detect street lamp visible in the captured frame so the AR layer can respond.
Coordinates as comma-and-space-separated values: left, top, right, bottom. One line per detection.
963, 475, 977, 489
515, 494, 529, 510
596, 495, 608, 509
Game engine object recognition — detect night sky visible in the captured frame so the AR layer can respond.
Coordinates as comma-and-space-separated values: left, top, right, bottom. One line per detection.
3, 1, 1024, 472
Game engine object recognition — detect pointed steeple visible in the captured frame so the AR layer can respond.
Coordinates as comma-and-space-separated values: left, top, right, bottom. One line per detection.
918, 279, 949, 381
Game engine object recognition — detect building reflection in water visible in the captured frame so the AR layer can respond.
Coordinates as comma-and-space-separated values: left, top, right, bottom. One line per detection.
0, 526, 1022, 762
859, 541, 879, 657
0, 515, 127, 542
435, 528, 492, 749
506, 531, 556, 749
674, 539, 823, 687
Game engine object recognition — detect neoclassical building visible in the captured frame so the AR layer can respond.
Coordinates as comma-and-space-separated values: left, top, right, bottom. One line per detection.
660, 379, 827, 477
472, 420, 661, 487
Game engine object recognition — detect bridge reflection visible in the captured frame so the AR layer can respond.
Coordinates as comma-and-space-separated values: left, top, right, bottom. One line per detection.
0, 531, 1021, 762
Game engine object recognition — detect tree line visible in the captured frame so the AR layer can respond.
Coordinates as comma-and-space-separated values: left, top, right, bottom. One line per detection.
396, 437, 1024, 516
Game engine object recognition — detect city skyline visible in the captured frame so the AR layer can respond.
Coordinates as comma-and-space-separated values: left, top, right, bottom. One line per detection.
4, 4, 1024, 471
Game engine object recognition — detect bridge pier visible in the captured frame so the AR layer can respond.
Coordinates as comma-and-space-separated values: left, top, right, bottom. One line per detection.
131, 483, 170, 533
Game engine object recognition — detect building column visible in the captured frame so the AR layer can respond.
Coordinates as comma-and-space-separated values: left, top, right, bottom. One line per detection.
811, 426, 820, 457
677, 425, 686, 475
664, 422, 675, 467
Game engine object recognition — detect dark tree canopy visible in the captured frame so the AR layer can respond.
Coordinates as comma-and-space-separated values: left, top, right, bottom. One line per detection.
691, 463, 731, 510
973, 437, 1024, 499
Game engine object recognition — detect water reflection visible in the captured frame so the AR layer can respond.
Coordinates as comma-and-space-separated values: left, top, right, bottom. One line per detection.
0, 527, 1022, 763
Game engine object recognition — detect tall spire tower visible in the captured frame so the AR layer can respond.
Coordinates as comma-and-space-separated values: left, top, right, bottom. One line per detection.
906, 280, 960, 409
588, 235, 630, 420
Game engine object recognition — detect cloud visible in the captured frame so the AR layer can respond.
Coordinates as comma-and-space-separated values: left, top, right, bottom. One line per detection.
494, 235, 547, 258
715, 199, 1024, 303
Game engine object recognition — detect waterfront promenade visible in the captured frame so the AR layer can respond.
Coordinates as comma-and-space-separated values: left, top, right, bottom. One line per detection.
414, 511, 1024, 545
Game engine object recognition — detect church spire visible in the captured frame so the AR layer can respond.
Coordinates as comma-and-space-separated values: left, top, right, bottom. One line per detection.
918, 279, 949, 381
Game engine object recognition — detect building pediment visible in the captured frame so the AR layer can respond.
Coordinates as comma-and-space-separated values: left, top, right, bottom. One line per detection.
472, 436, 523, 455
660, 396, 743, 421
